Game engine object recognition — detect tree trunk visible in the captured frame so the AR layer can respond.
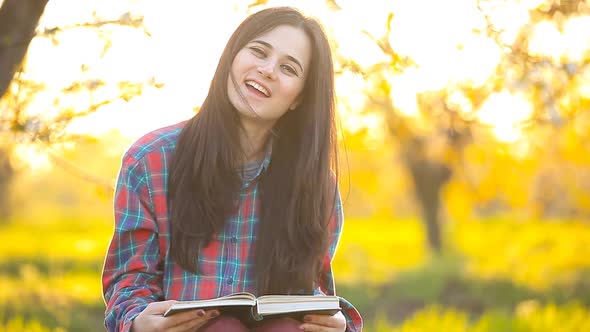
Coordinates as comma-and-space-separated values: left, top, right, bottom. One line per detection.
0, 149, 13, 220
403, 139, 452, 253
0, 0, 49, 221
0, 0, 49, 99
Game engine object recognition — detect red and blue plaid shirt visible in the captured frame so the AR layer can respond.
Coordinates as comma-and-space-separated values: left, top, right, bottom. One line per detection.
102, 121, 363, 332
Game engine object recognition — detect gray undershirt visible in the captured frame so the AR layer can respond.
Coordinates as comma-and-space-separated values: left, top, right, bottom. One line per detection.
241, 159, 262, 182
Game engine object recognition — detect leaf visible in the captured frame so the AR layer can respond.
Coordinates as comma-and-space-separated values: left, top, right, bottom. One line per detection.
325, 0, 342, 11
248, 0, 268, 9
100, 39, 112, 58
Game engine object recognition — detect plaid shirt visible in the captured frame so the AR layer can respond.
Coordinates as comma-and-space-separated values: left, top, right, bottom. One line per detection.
102, 121, 363, 332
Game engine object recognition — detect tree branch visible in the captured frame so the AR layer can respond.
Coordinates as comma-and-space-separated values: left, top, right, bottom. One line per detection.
36, 138, 115, 191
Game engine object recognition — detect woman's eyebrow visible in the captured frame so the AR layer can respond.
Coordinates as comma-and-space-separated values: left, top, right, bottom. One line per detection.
251, 40, 304, 73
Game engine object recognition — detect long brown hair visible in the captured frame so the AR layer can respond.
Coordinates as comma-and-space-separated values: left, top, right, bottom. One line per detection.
168, 7, 338, 295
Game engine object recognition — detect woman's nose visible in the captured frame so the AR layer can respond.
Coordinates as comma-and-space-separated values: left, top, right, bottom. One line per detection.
257, 60, 277, 80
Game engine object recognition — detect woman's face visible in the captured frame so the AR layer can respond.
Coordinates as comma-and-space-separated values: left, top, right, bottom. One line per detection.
228, 25, 312, 126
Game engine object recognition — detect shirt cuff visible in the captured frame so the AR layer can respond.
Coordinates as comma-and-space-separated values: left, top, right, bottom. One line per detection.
339, 296, 363, 332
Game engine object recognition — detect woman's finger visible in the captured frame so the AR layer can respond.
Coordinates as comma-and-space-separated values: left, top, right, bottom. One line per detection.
168, 310, 220, 332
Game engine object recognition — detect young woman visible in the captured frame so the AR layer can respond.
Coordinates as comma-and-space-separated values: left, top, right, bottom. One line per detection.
102, 6, 362, 332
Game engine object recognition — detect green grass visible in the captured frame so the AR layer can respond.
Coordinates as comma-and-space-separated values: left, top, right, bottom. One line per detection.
338, 255, 590, 327
364, 302, 590, 332
2, 218, 590, 331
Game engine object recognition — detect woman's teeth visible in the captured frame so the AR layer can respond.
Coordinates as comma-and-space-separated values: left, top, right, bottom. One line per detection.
245, 81, 270, 97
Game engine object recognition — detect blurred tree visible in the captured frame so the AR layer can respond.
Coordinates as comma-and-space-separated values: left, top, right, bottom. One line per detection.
334, 0, 590, 252
476, 0, 590, 218
0, 0, 49, 220
0, 0, 49, 99
0, 148, 13, 219
0, 0, 159, 221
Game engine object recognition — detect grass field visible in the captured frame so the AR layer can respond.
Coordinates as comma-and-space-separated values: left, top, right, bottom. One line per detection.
1, 217, 590, 331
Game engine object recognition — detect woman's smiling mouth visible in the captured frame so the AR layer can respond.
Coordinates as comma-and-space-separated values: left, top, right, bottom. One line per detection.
245, 80, 271, 97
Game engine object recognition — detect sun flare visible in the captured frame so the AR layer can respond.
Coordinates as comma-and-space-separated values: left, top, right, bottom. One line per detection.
478, 91, 533, 142
10, 0, 590, 150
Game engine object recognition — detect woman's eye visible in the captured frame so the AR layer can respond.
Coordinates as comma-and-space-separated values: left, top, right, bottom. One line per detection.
281, 65, 298, 76
250, 47, 266, 57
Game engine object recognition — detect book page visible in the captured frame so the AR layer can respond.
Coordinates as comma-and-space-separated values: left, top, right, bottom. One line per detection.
256, 295, 340, 316
163, 292, 257, 316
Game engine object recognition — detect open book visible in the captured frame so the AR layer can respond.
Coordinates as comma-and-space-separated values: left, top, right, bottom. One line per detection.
163, 292, 341, 322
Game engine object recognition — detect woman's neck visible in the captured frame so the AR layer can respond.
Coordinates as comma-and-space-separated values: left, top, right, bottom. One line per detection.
239, 120, 273, 163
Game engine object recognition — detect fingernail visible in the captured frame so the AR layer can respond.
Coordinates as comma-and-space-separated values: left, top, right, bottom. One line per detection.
197, 310, 205, 317
210, 311, 219, 318
303, 316, 312, 322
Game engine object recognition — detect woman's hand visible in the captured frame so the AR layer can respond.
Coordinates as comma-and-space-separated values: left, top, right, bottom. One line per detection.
131, 300, 220, 332
299, 311, 346, 332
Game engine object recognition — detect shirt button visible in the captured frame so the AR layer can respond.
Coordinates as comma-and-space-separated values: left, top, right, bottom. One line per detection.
231, 236, 237, 244
227, 277, 234, 285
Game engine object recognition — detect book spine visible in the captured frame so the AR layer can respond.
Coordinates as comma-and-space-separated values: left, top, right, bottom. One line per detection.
250, 306, 264, 321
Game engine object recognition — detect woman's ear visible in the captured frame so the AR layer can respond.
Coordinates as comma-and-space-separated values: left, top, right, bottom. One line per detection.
289, 98, 301, 111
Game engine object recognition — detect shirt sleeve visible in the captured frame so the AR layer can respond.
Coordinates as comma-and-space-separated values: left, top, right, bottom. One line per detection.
102, 154, 164, 332
314, 189, 363, 332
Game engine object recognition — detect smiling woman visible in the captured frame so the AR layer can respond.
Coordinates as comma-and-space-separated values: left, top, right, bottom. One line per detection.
228, 25, 311, 134
101, 6, 362, 332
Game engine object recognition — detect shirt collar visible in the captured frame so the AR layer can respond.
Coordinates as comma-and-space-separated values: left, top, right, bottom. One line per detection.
259, 137, 273, 174
242, 137, 273, 185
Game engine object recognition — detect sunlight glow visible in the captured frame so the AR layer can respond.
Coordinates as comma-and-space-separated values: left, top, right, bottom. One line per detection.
26, 31, 93, 88
38, 0, 142, 28
329, 0, 393, 38
563, 16, 590, 62
331, 23, 389, 68
336, 71, 386, 143
528, 21, 563, 61
336, 72, 367, 114
387, 0, 501, 90
14, 0, 588, 149
478, 91, 533, 142
389, 71, 420, 116
24, 0, 245, 139
579, 67, 590, 98
14, 145, 51, 171
528, 16, 590, 63
447, 90, 474, 115
479, 0, 533, 45
342, 113, 386, 143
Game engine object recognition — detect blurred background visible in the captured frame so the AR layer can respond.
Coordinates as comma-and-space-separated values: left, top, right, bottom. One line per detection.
1, 0, 590, 331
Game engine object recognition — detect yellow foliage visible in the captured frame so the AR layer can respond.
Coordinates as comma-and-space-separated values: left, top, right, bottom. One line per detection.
444, 180, 475, 221
332, 217, 590, 292
515, 302, 590, 332
453, 219, 590, 290
0, 266, 101, 306
1, 317, 65, 332
0, 223, 111, 262
1, 217, 590, 330
392, 306, 470, 332
365, 303, 590, 332
333, 219, 428, 284
560, 125, 590, 164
